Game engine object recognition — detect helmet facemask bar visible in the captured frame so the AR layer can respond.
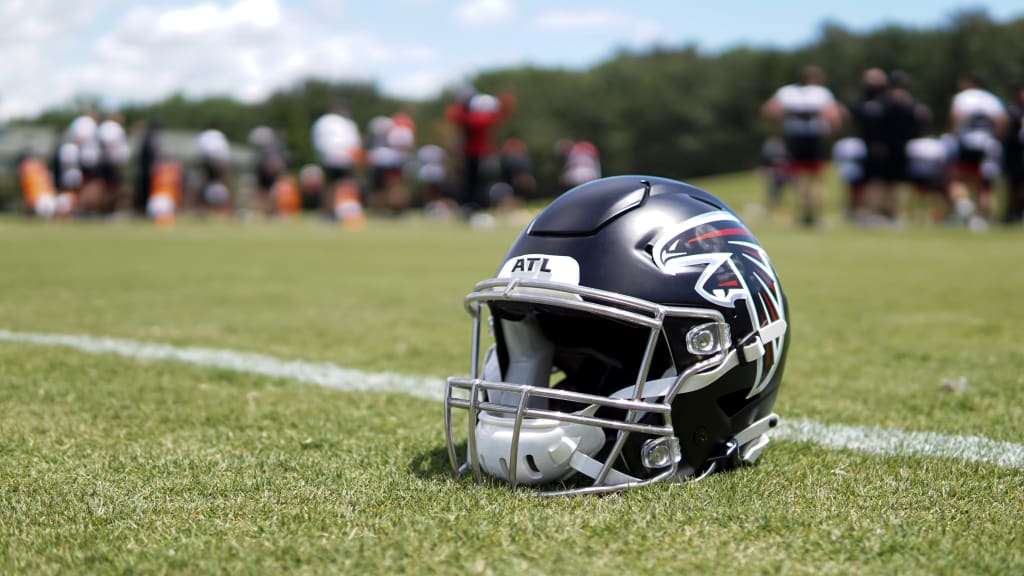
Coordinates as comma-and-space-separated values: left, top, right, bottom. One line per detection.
444, 277, 731, 496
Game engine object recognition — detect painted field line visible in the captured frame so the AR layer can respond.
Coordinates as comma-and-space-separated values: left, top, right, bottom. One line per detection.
2, 328, 1022, 470
0, 329, 444, 402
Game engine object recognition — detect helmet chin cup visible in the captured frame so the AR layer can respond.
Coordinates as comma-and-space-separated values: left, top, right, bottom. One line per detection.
473, 410, 605, 486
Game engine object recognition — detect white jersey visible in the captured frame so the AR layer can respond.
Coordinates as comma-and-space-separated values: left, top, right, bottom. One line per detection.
98, 120, 130, 165
905, 137, 948, 182
312, 113, 362, 169
366, 120, 414, 170
951, 88, 1006, 153
952, 89, 1006, 128
58, 142, 83, 189
58, 142, 80, 170
831, 137, 866, 162
562, 143, 601, 188
66, 115, 100, 169
417, 145, 446, 184
831, 137, 866, 183
981, 138, 1003, 180
197, 129, 230, 163
66, 115, 97, 145
772, 84, 837, 137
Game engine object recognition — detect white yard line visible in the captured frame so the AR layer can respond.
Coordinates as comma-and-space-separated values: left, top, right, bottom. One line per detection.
2, 328, 1022, 470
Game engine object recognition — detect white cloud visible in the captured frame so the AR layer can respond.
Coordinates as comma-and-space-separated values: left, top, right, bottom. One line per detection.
535, 9, 621, 30
158, 0, 280, 34
455, 0, 513, 28
0, 0, 668, 122
0, 0, 451, 120
381, 68, 468, 101
535, 8, 664, 45
0, 0, 115, 119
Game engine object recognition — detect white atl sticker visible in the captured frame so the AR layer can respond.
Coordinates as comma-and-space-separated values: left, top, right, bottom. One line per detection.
498, 254, 581, 285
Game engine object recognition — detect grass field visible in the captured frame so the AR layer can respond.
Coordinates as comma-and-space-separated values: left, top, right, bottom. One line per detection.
1, 173, 1023, 574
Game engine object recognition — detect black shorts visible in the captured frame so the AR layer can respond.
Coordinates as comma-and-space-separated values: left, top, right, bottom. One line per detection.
99, 161, 122, 188
881, 152, 907, 183
325, 166, 351, 183
202, 160, 227, 182
257, 168, 279, 191
785, 135, 825, 163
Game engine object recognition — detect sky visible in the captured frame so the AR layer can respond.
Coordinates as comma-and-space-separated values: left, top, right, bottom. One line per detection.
2, 0, 1023, 121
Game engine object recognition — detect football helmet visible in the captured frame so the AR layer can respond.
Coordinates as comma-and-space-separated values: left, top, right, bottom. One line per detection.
444, 176, 789, 495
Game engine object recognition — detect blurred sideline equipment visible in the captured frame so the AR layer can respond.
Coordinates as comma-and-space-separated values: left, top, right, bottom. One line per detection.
271, 175, 302, 216
333, 181, 365, 229
147, 162, 182, 227
446, 175, 788, 495
19, 157, 59, 218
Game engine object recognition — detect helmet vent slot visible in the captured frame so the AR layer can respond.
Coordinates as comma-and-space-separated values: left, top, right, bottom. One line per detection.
688, 194, 727, 210
525, 455, 541, 474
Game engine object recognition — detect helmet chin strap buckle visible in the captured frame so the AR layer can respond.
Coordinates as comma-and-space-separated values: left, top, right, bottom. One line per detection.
740, 336, 766, 363
695, 413, 781, 478
739, 318, 787, 363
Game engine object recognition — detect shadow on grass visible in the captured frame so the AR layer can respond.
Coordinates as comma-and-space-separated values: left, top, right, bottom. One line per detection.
408, 441, 463, 480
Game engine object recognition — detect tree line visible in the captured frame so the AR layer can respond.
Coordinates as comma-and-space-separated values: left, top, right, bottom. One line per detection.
21, 9, 1024, 198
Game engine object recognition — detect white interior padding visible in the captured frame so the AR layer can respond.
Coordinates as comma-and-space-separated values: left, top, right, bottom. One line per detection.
485, 316, 553, 410
473, 314, 607, 484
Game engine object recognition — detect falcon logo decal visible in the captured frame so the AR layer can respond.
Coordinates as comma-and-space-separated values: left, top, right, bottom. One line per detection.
651, 210, 786, 397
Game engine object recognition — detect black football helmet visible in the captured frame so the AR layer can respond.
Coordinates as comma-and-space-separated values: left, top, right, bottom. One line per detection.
444, 176, 789, 495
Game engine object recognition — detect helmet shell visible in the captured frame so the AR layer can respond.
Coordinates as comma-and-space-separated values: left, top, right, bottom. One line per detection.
497, 175, 789, 477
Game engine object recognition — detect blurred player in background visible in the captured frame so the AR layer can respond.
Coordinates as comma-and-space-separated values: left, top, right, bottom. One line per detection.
416, 144, 453, 219
558, 139, 601, 191
195, 124, 232, 216
488, 137, 533, 215
880, 70, 929, 223
446, 89, 515, 213
905, 133, 951, 223
67, 110, 108, 214
849, 68, 889, 221
499, 136, 535, 200
1002, 83, 1024, 224
758, 136, 789, 215
762, 65, 843, 227
297, 164, 326, 213
365, 112, 415, 215
312, 102, 363, 217
97, 113, 130, 211
948, 74, 1007, 229
831, 136, 867, 221
134, 120, 161, 216
249, 125, 290, 216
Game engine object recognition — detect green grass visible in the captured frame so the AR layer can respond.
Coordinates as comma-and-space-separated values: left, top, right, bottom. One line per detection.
1, 174, 1023, 574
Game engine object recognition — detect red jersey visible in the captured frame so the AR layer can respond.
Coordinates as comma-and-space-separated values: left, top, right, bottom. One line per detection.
446, 93, 514, 157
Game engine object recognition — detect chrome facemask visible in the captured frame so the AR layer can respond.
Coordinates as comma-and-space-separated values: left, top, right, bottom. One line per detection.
444, 277, 759, 496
